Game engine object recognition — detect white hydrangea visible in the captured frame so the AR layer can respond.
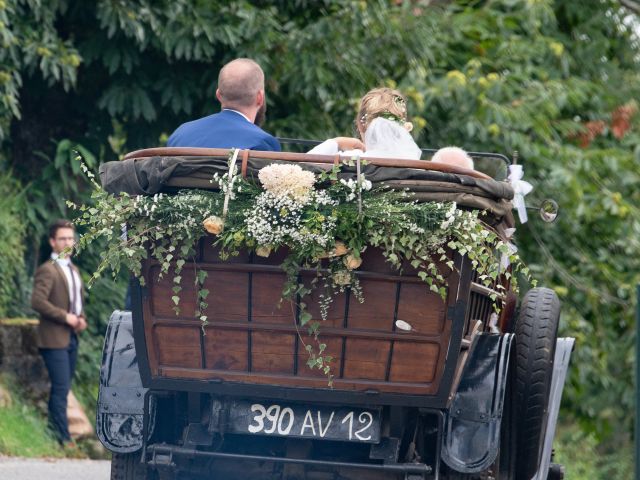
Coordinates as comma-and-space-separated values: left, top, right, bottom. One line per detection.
258, 164, 316, 203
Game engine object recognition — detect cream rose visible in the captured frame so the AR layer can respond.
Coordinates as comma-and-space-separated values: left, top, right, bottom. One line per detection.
332, 241, 349, 257
255, 245, 272, 258
203, 215, 224, 235
343, 254, 362, 270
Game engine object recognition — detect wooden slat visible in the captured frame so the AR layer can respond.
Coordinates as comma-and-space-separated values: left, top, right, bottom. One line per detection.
204, 329, 248, 371
396, 282, 446, 335
347, 280, 397, 331
343, 339, 391, 381
202, 271, 249, 321
251, 272, 291, 325
388, 342, 440, 383
149, 265, 249, 320
153, 317, 443, 343
250, 331, 295, 374
154, 325, 201, 369
157, 366, 440, 395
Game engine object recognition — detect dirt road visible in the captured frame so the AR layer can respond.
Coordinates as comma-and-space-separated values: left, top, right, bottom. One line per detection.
0, 456, 110, 480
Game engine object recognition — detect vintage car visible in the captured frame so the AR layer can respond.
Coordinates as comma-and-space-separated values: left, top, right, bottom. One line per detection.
96, 145, 573, 480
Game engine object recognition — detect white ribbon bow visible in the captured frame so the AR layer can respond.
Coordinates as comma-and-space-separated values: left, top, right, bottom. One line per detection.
500, 241, 518, 272
508, 164, 533, 223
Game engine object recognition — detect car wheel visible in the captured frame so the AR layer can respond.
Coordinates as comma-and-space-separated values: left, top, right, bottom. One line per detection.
513, 287, 560, 480
111, 451, 150, 480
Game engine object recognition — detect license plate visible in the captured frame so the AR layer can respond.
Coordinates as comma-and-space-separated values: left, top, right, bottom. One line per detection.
226, 400, 381, 443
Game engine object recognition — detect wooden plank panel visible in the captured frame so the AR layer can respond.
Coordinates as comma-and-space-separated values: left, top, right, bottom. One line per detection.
388, 342, 440, 383
149, 266, 198, 318
143, 248, 467, 397
360, 248, 398, 275
250, 331, 295, 374
150, 267, 249, 321
203, 271, 249, 321
396, 282, 446, 335
204, 329, 248, 371
154, 325, 201, 369
343, 339, 391, 380
347, 280, 396, 330
251, 272, 291, 325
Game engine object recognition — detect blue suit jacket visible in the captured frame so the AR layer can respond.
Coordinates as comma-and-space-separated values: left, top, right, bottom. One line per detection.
167, 109, 281, 151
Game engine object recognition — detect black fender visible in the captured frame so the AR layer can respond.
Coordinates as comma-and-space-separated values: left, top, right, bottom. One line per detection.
441, 332, 514, 473
96, 310, 155, 453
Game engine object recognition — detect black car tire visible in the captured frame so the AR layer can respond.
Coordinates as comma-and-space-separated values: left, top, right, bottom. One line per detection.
513, 287, 560, 480
111, 451, 148, 480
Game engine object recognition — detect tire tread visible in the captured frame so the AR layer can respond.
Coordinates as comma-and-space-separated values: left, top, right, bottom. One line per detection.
513, 287, 560, 480
111, 452, 147, 480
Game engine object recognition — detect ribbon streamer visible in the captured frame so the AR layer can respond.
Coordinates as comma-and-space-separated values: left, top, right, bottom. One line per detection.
508, 164, 533, 223
355, 154, 363, 216
499, 241, 519, 272
222, 148, 240, 219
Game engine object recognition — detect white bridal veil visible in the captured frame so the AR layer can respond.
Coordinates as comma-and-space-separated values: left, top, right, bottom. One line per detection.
363, 117, 422, 160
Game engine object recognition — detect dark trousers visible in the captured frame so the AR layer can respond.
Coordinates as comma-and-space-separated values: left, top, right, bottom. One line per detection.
39, 333, 78, 443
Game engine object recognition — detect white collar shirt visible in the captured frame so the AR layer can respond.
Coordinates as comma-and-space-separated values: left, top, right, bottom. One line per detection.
223, 108, 252, 123
51, 253, 83, 315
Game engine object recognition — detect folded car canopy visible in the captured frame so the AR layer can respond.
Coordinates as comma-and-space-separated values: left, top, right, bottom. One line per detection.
99, 148, 515, 223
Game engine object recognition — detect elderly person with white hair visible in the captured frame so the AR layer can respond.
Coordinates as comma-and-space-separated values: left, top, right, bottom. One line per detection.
431, 146, 474, 170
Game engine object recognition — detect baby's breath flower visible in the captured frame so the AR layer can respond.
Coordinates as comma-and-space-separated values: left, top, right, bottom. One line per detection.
332, 270, 352, 286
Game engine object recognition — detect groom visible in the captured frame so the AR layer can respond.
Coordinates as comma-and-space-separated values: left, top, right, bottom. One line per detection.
167, 58, 281, 151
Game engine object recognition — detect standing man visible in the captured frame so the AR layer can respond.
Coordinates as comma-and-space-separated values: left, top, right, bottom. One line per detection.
31, 219, 87, 446
167, 58, 281, 151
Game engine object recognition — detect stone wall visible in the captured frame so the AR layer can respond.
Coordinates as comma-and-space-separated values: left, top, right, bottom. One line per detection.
0, 318, 99, 447
0, 318, 49, 408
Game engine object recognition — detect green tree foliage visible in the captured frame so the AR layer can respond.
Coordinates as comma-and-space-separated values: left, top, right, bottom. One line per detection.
1, 0, 639, 454
0, 174, 27, 317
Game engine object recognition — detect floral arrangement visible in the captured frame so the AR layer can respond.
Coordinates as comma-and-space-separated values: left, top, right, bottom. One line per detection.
70, 152, 529, 382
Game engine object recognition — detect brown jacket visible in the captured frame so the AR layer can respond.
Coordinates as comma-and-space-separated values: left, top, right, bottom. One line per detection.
31, 260, 85, 349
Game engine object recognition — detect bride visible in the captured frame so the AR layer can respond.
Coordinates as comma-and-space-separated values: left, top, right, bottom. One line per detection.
307, 87, 423, 160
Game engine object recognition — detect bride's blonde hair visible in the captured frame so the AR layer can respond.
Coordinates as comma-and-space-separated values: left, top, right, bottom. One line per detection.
355, 87, 412, 138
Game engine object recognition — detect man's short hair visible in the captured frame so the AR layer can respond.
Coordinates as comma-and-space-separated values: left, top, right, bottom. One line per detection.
49, 219, 75, 239
217, 58, 265, 109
